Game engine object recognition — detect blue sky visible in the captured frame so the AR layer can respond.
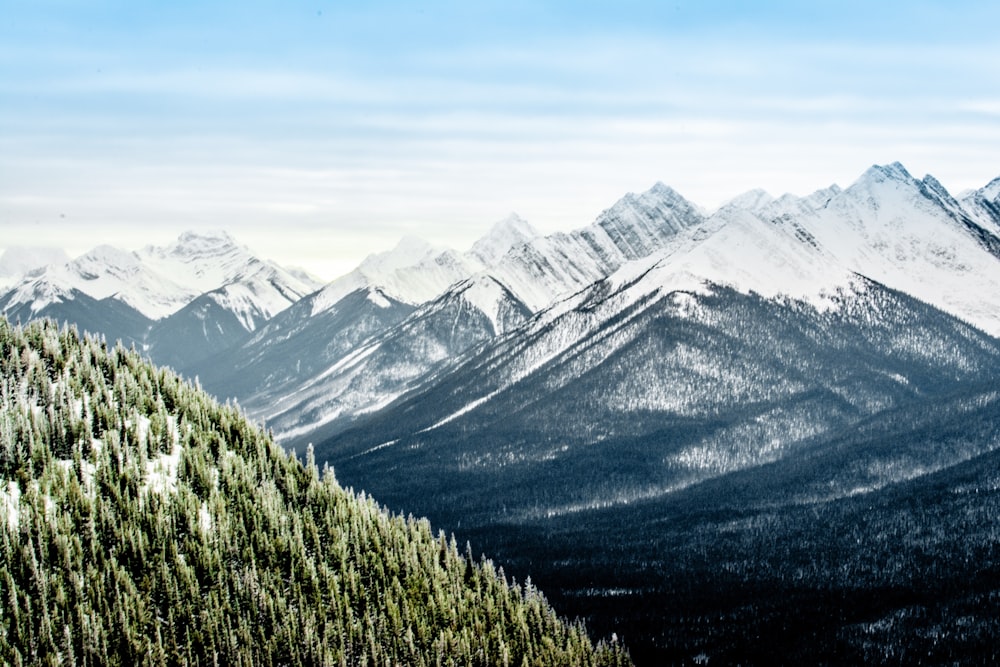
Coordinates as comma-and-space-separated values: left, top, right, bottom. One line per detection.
2, 1, 999, 279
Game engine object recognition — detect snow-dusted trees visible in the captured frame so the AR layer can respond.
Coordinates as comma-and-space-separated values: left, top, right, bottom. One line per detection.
0, 319, 631, 666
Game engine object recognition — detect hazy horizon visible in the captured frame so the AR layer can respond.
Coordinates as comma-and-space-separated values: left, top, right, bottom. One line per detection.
3, 1, 1000, 279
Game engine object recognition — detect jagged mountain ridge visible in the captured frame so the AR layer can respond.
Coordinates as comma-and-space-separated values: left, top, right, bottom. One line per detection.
241, 163, 1000, 441
316, 274, 1000, 665
0, 245, 71, 290
485, 182, 706, 311
197, 286, 417, 413
0, 231, 323, 371
193, 184, 706, 436
2, 230, 320, 321
310, 164, 1000, 493
6, 163, 1000, 443
260, 275, 533, 442
302, 163, 1000, 664
316, 274, 1000, 520
961, 175, 1000, 238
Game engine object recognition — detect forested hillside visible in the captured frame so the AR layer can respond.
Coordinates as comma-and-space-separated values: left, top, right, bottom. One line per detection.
0, 319, 630, 667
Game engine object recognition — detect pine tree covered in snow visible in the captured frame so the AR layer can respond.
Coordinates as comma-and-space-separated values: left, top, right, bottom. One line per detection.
0, 318, 630, 667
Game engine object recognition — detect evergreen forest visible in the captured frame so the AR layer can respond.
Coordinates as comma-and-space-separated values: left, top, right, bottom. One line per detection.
0, 318, 631, 667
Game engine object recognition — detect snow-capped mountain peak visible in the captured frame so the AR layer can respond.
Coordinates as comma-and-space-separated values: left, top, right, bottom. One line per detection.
960, 176, 1000, 238
720, 188, 775, 213
0, 246, 71, 290
480, 182, 706, 311
358, 236, 439, 276
468, 213, 540, 266
309, 237, 482, 316
165, 228, 235, 253
444, 273, 532, 336
598, 181, 695, 224
981, 176, 1000, 202
2, 231, 320, 325
138, 229, 258, 287
858, 161, 915, 185
3, 243, 185, 318
590, 182, 705, 259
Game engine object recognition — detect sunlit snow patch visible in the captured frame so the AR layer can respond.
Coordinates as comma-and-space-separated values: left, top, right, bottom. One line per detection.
144, 443, 183, 496
0, 480, 21, 530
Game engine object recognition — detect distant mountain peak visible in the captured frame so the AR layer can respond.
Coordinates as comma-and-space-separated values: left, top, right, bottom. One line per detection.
721, 188, 775, 212
177, 228, 234, 244
81, 244, 141, 267
164, 229, 241, 257
603, 181, 698, 216
494, 212, 537, 235
589, 181, 704, 255
604, 182, 678, 212
468, 213, 540, 266
0, 246, 71, 284
981, 176, 1000, 201
359, 236, 438, 276
859, 161, 916, 186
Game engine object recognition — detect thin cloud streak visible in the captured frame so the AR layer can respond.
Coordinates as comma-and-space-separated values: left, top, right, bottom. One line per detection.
2, 2, 1000, 279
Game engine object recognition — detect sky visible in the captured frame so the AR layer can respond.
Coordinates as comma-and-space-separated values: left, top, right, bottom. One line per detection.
2, 1, 999, 280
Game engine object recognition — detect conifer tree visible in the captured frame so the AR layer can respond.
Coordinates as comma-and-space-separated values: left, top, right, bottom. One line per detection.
0, 318, 631, 667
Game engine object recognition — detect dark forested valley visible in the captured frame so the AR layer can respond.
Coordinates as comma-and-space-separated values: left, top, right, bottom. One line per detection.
317, 283, 1000, 665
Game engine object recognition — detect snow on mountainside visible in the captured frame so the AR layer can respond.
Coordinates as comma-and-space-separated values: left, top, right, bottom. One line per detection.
307, 167, 1000, 540
1, 231, 321, 324
488, 182, 706, 311
262, 274, 532, 441
276, 162, 1000, 445
307, 213, 542, 318
753, 184, 843, 220
770, 163, 1000, 336
317, 266, 1000, 526
961, 176, 1000, 237
198, 185, 708, 439
2, 244, 192, 320
137, 230, 322, 324
215, 163, 1000, 442
468, 213, 541, 266
718, 188, 775, 214
306, 183, 704, 324
192, 258, 322, 332
0, 246, 70, 290
10, 162, 1000, 448
308, 237, 482, 316
372, 211, 861, 441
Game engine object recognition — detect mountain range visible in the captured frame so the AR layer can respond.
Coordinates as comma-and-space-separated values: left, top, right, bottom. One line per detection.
0, 230, 323, 371
214, 162, 1000, 442
5, 161, 1000, 663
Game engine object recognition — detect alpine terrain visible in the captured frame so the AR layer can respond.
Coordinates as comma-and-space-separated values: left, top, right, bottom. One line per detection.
0, 318, 631, 666
5, 161, 1000, 664
307, 163, 1000, 664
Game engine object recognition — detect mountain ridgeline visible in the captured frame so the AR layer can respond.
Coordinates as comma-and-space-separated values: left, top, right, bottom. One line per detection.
0, 319, 631, 666
6, 162, 1000, 663
318, 278, 1000, 663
